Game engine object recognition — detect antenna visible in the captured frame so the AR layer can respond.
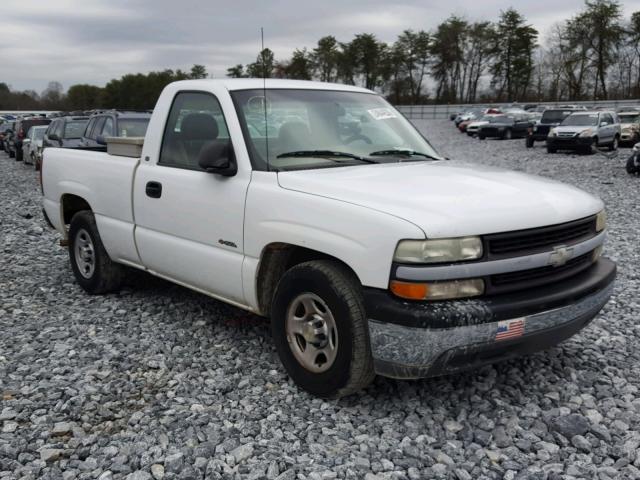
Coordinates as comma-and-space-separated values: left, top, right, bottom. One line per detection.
261, 27, 270, 172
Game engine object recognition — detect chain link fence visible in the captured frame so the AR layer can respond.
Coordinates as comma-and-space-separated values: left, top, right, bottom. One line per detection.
396, 99, 640, 120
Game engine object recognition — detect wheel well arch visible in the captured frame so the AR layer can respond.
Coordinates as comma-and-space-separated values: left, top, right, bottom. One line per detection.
61, 194, 92, 225
255, 243, 360, 316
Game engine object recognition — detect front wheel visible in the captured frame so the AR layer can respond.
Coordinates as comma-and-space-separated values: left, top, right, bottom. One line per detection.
609, 136, 619, 151
526, 136, 534, 148
68, 211, 124, 294
502, 129, 512, 140
271, 260, 375, 398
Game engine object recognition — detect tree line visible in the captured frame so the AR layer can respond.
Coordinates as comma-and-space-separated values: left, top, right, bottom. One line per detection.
0, 0, 638, 110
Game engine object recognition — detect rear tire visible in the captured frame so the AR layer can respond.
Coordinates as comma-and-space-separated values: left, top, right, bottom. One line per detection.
68, 210, 124, 294
271, 260, 375, 398
609, 136, 619, 152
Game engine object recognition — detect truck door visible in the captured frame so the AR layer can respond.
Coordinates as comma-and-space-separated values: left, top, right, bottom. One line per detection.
133, 91, 249, 305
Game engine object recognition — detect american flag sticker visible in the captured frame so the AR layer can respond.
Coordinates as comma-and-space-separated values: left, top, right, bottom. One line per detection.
495, 318, 526, 341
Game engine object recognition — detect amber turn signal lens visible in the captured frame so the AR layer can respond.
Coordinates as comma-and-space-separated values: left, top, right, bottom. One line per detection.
389, 280, 428, 300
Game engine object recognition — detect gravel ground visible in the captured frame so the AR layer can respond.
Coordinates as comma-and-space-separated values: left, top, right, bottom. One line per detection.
1, 122, 639, 480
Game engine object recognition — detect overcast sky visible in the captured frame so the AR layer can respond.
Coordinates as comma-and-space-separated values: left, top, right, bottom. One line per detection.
3, 0, 640, 93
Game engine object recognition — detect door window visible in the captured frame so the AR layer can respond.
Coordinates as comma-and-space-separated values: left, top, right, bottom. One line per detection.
159, 91, 230, 170
84, 118, 96, 138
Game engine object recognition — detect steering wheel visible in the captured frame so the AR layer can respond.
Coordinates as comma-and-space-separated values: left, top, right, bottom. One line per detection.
343, 133, 372, 145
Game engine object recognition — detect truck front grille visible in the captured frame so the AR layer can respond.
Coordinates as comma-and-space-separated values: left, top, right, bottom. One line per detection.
485, 216, 597, 259
487, 252, 594, 295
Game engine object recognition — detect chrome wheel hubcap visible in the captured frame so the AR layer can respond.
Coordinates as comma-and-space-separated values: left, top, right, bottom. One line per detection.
285, 293, 338, 373
74, 228, 95, 279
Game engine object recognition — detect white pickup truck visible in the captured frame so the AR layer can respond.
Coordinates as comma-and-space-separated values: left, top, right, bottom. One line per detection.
42, 79, 616, 397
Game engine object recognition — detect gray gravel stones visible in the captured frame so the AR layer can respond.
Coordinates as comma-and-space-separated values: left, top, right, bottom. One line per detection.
1, 123, 640, 479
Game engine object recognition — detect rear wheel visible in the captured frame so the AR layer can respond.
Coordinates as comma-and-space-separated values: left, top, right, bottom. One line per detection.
271, 260, 375, 398
68, 211, 124, 294
609, 136, 619, 151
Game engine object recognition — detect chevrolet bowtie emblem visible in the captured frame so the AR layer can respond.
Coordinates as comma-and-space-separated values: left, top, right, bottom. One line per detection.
548, 245, 574, 267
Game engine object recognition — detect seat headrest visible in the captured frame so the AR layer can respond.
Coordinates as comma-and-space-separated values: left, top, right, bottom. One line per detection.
181, 113, 219, 141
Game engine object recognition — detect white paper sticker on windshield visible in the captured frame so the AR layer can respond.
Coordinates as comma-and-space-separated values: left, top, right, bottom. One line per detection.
368, 108, 397, 120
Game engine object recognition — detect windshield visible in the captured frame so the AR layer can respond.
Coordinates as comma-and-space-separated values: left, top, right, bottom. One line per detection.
541, 110, 572, 123
231, 89, 442, 171
32, 128, 46, 140
64, 120, 89, 139
619, 113, 640, 123
561, 114, 599, 127
118, 118, 149, 137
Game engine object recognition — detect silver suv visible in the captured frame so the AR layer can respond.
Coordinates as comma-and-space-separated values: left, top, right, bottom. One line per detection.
546, 111, 621, 153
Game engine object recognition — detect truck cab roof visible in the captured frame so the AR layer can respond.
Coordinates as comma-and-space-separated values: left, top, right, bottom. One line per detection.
168, 78, 374, 94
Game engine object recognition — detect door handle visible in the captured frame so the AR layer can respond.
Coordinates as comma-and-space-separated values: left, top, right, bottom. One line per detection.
145, 181, 162, 198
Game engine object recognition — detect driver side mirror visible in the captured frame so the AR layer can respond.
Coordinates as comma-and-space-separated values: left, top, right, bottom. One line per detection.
198, 141, 237, 177
600, 121, 609, 127
48, 133, 59, 141
96, 135, 107, 146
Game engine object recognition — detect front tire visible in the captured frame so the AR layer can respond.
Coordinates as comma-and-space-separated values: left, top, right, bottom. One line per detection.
271, 260, 375, 398
526, 136, 534, 148
502, 129, 512, 140
609, 136, 619, 151
68, 211, 124, 294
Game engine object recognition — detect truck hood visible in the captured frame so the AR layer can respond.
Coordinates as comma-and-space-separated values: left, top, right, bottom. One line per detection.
277, 162, 603, 238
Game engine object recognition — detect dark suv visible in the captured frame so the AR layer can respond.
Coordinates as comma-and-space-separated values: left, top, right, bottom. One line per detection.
525, 109, 576, 148
40, 116, 90, 169
82, 111, 151, 148
11, 117, 51, 161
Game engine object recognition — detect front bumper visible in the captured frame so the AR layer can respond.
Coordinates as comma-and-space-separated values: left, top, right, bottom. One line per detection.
547, 136, 594, 150
366, 258, 615, 379
620, 131, 638, 145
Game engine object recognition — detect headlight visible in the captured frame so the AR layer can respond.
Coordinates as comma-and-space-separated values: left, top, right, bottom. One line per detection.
548, 128, 558, 137
579, 129, 595, 137
533, 125, 538, 132
390, 279, 485, 301
394, 237, 483, 264
596, 210, 606, 232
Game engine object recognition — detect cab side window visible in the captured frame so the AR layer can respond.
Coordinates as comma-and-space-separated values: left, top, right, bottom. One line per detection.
159, 91, 230, 170
84, 118, 96, 139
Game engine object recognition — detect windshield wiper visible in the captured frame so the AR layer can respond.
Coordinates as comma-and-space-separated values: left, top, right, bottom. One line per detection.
369, 149, 441, 161
276, 150, 377, 163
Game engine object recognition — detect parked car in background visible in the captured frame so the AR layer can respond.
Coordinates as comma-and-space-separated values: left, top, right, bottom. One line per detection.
617, 111, 640, 147
454, 109, 483, 128
466, 115, 498, 136
22, 125, 48, 167
40, 116, 90, 170
0, 123, 13, 151
82, 111, 151, 148
547, 111, 620, 154
11, 117, 51, 161
526, 109, 577, 148
478, 114, 532, 140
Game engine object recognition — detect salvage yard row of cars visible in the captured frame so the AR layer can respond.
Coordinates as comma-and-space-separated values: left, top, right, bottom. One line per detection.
452, 104, 640, 174
0, 109, 151, 170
